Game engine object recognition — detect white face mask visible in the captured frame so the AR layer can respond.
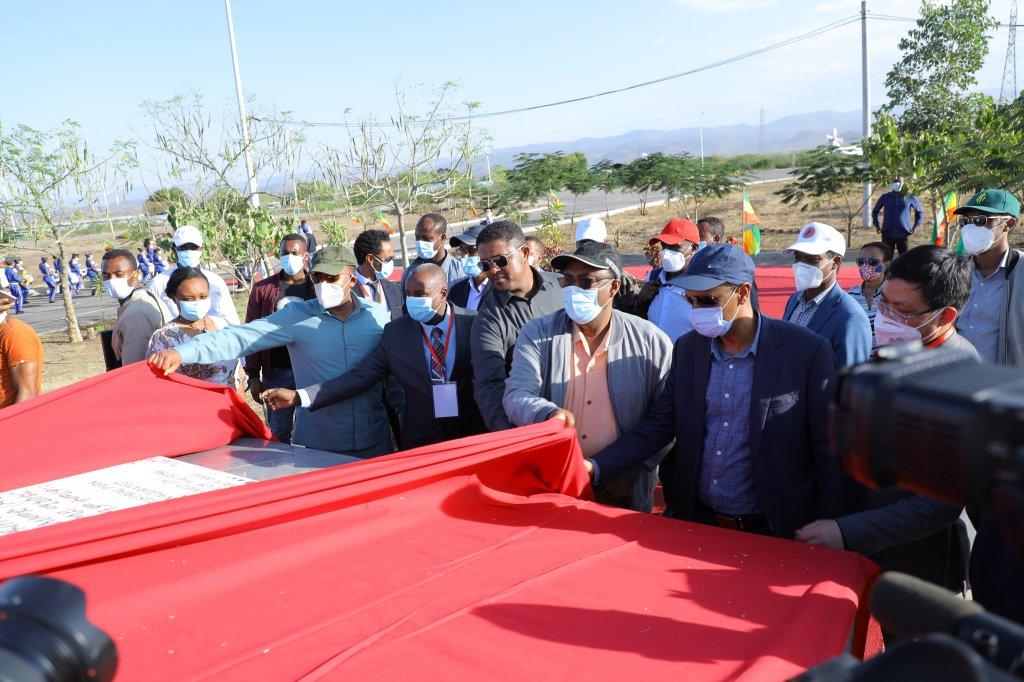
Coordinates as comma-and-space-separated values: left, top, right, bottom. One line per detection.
792, 261, 826, 291
960, 222, 1002, 256
892, 182, 902, 192
691, 289, 739, 338
415, 239, 438, 260
370, 255, 395, 280
315, 281, 348, 309
873, 309, 941, 347
280, 254, 305, 276
104, 275, 136, 300
660, 249, 687, 273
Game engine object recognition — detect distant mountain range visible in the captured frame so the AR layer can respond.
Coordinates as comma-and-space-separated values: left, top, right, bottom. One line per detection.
486, 109, 864, 168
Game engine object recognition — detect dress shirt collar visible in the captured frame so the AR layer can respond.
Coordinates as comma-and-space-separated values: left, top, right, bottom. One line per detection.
354, 269, 376, 287
712, 312, 761, 361
803, 280, 836, 307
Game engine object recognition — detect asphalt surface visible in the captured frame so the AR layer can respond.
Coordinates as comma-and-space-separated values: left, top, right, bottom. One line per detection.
23, 169, 797, 334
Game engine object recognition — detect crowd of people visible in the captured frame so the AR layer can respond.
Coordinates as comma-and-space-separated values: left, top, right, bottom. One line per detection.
1, 185, 1022, 623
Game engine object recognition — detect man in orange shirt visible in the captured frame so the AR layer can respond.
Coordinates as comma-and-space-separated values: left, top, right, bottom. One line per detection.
0, 293, 43, 408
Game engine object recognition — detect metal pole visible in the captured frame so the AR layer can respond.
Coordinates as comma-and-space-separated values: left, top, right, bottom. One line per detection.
224, 0, 260, 208
486, 153, 492, 183
699, 112, 705, 166
861, 0, 872, 230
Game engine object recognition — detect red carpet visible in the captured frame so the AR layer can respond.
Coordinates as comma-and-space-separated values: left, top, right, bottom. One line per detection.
625, 265, 863, 319
0, 364, 879, 680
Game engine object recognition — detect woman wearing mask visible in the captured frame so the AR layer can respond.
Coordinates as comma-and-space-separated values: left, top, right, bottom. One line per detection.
146, 267, 245, 389
847, 241, 893, 336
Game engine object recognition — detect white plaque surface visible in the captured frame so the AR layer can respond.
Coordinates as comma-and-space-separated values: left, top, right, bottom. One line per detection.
0, 457, 253, 536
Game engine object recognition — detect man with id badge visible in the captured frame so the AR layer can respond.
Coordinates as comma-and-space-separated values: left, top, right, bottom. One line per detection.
263, 264, 485, 450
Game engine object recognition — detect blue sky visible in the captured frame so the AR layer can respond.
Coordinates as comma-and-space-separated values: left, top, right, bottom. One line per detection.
0, 0, 1016, 163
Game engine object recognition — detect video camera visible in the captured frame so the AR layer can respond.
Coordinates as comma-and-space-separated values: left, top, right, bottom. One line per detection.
801, 345, 1024, 680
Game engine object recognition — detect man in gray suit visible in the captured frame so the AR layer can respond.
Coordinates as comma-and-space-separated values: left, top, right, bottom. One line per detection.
263, 264, 485, 450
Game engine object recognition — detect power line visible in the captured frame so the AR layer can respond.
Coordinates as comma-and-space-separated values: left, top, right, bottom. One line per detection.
256, 14, 861, 129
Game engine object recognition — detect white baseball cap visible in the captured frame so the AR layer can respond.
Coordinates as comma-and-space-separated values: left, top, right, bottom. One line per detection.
575, 217, 607, 244
785, 222, 845, 256
172, 225, 204, 248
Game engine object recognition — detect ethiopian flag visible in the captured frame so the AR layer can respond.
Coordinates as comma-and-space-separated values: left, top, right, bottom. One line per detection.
378, 211, 393, 233
932, 191, 957, 248
351, 213, 364, 225
741, 189, 762, 256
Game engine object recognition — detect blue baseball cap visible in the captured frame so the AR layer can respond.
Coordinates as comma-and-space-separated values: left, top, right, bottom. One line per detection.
450, 224, 485, 248
671, 243, 755, 292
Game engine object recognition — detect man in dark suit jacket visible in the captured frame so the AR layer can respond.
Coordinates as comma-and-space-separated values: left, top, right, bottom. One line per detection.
263, 263, 484, 450
447, 224, 490, 311
782, 222, 872, 369
587, 244, 853, 539
353, 228, 403, 320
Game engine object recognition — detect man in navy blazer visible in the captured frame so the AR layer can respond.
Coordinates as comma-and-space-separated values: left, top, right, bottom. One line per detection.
263, 264, 485, 451
782, 222, 872, 369
586, 244, 854, 539
353, 228, 404, 320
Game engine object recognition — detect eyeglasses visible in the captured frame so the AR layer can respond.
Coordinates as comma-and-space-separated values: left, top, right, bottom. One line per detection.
877, 299, 932, 326
310, 272, 342, 284
686, 287, 738, 308
856, 257, 883, 267
479, 252, 516, 272
557, 274, 612, 290
959, 215, 1007, 228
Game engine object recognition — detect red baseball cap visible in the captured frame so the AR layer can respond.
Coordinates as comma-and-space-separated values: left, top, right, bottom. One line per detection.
649, 218, 700, 246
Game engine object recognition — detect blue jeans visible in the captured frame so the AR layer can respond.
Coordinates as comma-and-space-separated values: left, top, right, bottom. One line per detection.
262, 366, 296, 444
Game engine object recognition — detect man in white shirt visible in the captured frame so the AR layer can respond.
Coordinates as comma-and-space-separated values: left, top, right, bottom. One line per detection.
147, 225, 240, 325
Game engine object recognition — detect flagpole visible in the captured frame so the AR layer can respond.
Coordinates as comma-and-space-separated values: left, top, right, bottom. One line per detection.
224, 0, 260, 209
860, 0, 872, 231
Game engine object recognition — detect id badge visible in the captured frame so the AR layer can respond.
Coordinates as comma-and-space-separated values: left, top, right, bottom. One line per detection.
432, 382, 459, 418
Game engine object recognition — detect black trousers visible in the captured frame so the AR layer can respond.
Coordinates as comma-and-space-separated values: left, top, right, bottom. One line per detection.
882, 233, 910, 255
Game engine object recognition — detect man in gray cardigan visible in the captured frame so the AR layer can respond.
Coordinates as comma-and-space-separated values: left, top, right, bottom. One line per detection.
102, 248, 166, 365
503, 242, 673, 512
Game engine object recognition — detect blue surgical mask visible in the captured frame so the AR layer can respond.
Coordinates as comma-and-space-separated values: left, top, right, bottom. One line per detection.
176, 249, 202, 268
691, 290, 739, 338
415, 239, 438, 260
697, 241, 708, 251
280, 254, 305, 276
463, 256, 482, 277
178, 298, 211, 321
562, 283, 611, 325
407, 293, 441, 322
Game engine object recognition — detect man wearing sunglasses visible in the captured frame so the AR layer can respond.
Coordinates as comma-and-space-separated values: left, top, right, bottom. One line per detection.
953, 188, 1024, 366
503, 242, 673, 512
471, 220, 563, 430
586, 244, 853, 538
448, 224, 489, 311
401, 213, 466, 289
783, 222, 872, 370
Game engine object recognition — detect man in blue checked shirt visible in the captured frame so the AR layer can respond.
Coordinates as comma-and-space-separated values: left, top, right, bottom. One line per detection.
148, 245, 395, 458
871, 177, 924, 256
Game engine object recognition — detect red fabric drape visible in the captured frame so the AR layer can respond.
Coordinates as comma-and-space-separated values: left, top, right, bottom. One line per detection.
0, 344, 879, 680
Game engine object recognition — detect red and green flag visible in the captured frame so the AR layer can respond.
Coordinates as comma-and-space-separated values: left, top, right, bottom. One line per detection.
741, 189, 762, 256
932, 191, 957, 248
378, 211, 393, 233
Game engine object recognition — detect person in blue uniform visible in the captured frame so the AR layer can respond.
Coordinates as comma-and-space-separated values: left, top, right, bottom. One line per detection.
69, 253, 86, 295
39, 257, 57, 303
85, 252, 100, 295
4, 259, 25, 314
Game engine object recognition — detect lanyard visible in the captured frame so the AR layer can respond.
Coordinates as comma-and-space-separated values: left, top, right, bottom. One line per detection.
420, 310, 455, 380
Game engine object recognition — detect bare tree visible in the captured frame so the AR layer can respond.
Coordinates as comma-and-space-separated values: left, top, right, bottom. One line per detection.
332, 82, 485, 265
0, 120, 134, 341
138, 93, 296, 289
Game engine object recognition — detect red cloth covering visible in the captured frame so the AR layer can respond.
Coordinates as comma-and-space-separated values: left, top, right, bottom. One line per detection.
625, 265, 863, 319
0, 365, 878, 680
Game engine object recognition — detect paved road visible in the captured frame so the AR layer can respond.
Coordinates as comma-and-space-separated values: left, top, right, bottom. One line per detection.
23, 169, 796, 335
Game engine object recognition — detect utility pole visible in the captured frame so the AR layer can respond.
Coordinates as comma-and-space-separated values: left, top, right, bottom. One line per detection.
699, 112, 705, 166
860, 0, 872, 231
1000, 0, 1019, 104
224, 0, 260, 208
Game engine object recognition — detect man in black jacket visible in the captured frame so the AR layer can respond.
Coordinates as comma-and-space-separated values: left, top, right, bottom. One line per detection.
263, 264, 484, 450
448, 224, 490, 311
353, 229, 403, 320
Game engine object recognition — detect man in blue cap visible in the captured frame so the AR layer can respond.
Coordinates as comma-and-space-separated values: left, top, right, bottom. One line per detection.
586, 244, 854, 538
447, 224, 489, 311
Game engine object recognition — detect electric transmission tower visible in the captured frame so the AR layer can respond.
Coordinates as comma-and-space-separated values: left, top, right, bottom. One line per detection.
1000, 0, 1018, 104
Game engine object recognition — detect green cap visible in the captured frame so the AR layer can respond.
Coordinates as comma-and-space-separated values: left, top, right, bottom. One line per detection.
310, 245, 356, 276
954, 189, 1021, 216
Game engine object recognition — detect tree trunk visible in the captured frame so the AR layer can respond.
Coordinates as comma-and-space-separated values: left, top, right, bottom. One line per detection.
604, 193, 610, 219
54, 238, 83, 343
395, 209, 410, 268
